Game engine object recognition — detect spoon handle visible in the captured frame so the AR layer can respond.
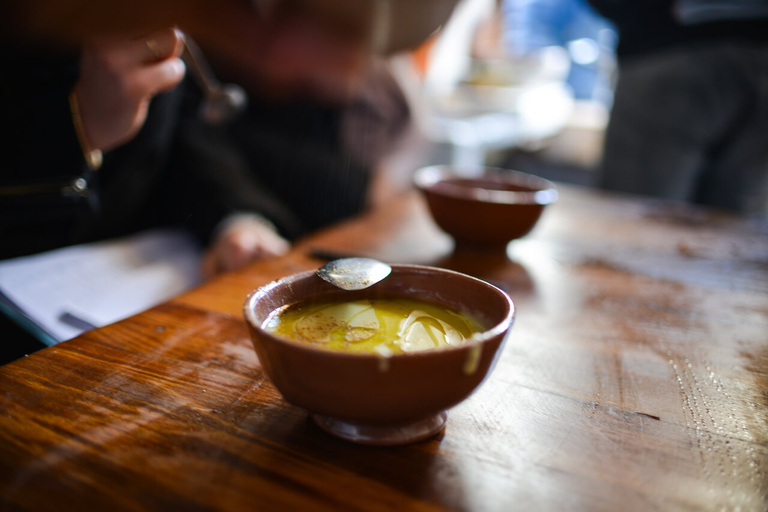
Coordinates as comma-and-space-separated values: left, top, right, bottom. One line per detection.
180, 33, 222, 96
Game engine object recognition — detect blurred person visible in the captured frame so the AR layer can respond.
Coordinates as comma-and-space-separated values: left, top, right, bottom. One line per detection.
587, 0, 768, 215
0, 0, 455, 264
0, 32, 410, 265
0, 28, 189, 259
175, 55, 411, 277
0, 0, 455, 361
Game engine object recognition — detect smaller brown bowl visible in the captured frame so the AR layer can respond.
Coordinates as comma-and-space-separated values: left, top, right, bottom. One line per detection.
243, 265, 514, 445
414, 165, 558, 251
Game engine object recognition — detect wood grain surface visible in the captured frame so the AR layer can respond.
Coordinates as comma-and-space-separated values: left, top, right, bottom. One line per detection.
1, 186, 766, 511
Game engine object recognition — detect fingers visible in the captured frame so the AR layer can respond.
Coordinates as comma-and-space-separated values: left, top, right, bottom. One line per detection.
136, 27, 184, 65
130, 27, 186, 96
135, 27, 185, 95
202, 217, 291, 278
135, 57, 186, 95
73, 26, 186, 153
215, 224, 290, 269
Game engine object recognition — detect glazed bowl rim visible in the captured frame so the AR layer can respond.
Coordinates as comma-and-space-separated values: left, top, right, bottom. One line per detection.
413, 165, 559, 206
243, 264, 515, 360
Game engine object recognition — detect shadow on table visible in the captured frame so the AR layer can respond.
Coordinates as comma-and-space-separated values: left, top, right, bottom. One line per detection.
258, 412, 472, 509
429, 247, 535, 298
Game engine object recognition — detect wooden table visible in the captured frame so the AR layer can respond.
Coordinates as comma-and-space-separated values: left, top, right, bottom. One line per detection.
1, 185, 766, 511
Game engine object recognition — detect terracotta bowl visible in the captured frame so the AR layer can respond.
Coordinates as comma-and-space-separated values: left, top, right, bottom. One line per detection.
243, 264, 515, 445
414, 165, 558, 251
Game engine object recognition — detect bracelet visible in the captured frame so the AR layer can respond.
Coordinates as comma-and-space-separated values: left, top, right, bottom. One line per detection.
68, 91, 103, 171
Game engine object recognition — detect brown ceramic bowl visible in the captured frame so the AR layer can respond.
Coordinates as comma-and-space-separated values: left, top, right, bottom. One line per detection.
243, 264, 514, 445
414, 165, 558, 250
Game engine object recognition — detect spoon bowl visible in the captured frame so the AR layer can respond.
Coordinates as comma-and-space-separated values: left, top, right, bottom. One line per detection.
316, 257, 392, 290
200, 84, 247, 125
182, 34, 247, 125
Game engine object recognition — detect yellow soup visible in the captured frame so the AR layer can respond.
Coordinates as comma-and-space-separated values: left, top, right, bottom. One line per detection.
264, 299, 484, 355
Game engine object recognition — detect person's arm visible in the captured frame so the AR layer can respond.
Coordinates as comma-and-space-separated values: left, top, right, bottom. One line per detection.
0, 29, 187, 259
1, 28, 185, 181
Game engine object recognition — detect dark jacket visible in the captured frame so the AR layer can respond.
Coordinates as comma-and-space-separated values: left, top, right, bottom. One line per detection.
0, 43, 406, 260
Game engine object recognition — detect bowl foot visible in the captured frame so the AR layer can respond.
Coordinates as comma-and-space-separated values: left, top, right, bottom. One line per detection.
311, 411, 448, 446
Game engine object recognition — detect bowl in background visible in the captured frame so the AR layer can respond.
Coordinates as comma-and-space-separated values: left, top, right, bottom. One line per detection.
414, 165, 558, 251
243, 264, 514, 446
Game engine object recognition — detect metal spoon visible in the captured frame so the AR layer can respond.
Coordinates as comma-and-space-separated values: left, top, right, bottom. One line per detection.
316, 258, 392, 291
181, 35, 247, 124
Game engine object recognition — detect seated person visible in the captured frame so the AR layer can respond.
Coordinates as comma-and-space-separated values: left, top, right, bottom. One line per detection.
0, 5, 422, 362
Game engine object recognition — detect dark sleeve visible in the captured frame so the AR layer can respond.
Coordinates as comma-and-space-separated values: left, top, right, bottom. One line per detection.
141, 64, 406, 246
157, 80, 378, 244
222, 97, 374, 240
160, 114, 308, 243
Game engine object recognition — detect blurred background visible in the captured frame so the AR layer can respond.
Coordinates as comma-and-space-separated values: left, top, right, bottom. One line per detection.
377, 0, 617, 198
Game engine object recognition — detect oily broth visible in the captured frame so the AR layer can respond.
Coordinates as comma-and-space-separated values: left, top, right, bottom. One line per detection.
263, 298, 485, 355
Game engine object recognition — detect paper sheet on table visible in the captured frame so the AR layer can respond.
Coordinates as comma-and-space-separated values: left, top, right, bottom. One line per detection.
0, 228, 203, 345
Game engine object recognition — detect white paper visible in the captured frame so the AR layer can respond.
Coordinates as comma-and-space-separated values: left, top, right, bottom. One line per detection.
0, 228, 203, 345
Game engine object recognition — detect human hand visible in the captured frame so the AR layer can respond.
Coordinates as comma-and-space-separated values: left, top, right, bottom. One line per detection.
202, 214, 291, 278
73, 27, 186, 152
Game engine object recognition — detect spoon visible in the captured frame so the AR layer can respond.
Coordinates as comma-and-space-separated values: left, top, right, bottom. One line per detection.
181, 35, 247, 124
316, 258, 392, 291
